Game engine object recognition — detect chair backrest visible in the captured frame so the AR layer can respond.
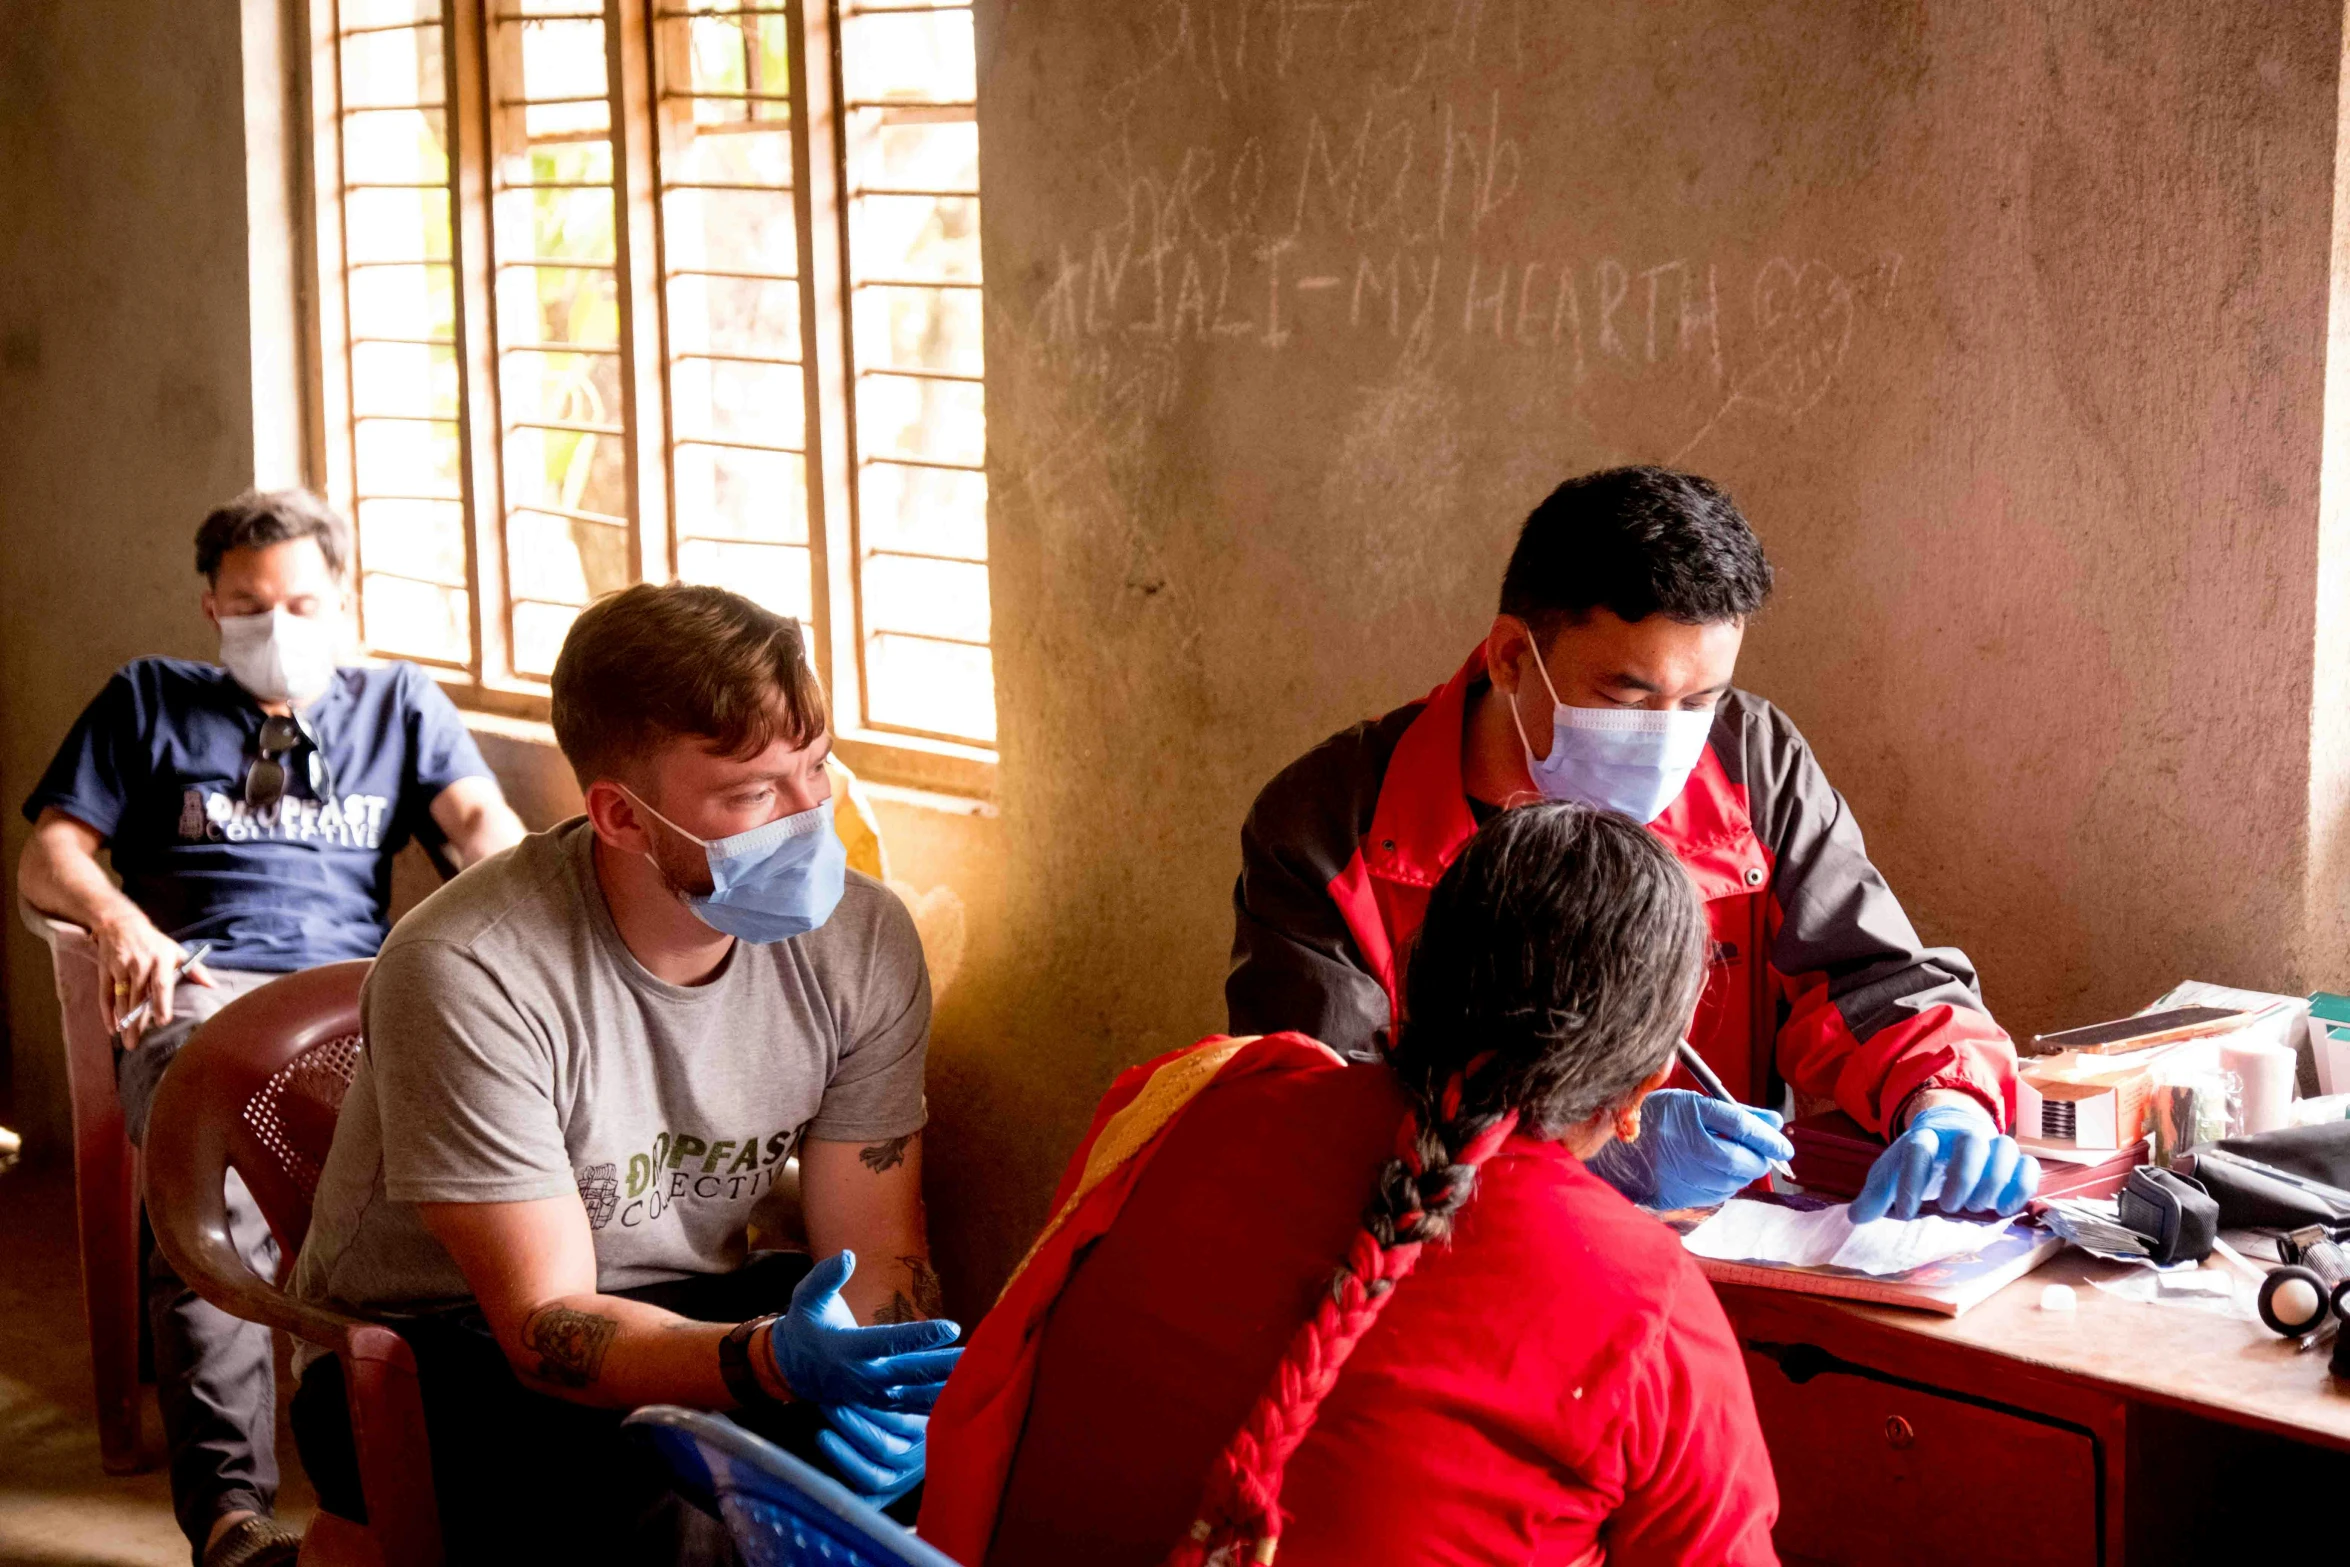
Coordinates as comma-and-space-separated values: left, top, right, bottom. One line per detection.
146, 961, 371, 1273
624, 1406, 962, 1567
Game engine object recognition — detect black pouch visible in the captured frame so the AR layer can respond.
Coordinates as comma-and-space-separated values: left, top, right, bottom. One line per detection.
2211, 1121, 2350, 1189
2115, 1167, 2219, 1264
2180, 1129, 2350, 1232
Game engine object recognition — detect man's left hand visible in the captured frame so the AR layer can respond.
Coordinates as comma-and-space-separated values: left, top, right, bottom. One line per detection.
1852, 1097, 2040, 1224
817, 1402, 927, 1504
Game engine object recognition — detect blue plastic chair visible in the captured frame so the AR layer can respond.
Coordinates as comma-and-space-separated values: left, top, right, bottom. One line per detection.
624, 1405, 965, 1567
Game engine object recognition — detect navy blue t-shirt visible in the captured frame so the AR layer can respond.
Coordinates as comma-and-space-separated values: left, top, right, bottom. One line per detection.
24, 658, 492, 972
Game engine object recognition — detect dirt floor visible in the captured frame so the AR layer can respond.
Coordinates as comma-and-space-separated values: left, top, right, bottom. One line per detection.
0, 1159, 314, 1567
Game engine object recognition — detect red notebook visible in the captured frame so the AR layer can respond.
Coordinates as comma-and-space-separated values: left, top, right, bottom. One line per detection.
1787, 1111, 2145, 1202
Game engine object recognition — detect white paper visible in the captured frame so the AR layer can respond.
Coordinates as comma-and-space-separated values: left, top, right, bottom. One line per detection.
1681, 1198, 2013, 1277
2088, 1265, 2258, 1322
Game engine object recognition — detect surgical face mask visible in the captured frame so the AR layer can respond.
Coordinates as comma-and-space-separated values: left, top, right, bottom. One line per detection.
218, 608, 340, 706
622, 786, 847, 944
1505, 650, 1714, 825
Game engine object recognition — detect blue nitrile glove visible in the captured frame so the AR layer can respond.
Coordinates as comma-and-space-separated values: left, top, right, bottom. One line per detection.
1587, 1089, 1795, 1211
1852, 1103, 2042, 1224
818, 1402, 928, 1505
762, 1250, 963, 1414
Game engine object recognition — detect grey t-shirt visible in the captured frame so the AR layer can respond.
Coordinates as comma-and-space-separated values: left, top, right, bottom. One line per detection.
292, 817, 929, 1317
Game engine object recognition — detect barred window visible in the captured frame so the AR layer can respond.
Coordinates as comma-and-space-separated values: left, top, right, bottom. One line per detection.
311, 0, 993, 785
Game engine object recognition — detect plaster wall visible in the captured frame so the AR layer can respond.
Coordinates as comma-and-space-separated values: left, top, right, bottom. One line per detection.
2, 1, 2348, 1332
938, 0, 2350, 1304
0, 0, 272, 1146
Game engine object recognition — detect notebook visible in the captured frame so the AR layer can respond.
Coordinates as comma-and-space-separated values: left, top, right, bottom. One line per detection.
1675, 1193, 2064, 1316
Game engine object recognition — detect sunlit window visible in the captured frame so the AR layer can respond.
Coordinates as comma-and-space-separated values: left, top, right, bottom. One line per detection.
311, 0, 995, 773
657, 3, 815, 627
325, 0, 470, 668
840, 1, 989, 745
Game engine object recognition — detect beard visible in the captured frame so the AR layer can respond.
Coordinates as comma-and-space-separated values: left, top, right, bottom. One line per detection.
643, 827, 718, 900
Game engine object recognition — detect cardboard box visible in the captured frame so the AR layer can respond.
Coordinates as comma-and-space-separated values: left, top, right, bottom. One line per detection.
2016, 1051, 2157, 1150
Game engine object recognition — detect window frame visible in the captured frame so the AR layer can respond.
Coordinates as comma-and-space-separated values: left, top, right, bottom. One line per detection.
301, 0, 996, 797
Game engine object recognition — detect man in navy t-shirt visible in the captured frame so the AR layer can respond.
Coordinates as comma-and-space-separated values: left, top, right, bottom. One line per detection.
17, 489, 524, 1567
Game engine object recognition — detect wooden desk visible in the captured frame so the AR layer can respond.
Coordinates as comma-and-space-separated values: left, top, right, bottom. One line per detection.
1717, 1251, 2350, 1567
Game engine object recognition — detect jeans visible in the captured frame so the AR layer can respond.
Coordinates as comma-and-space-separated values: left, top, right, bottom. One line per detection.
290, 1252, 870, 1567
118, 966, 282, 1567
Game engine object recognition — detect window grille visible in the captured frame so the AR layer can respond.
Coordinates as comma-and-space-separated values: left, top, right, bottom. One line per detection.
310, 0, 995, 776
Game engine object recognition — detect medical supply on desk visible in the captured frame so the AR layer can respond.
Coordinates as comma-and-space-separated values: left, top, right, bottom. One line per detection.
2148, 1067, 2239, 1167
2290, 1094, 2350, 1126
2089, 1265, 2253, 1321
2018, 1051, 2160, 1149
2039, 1283, 2077, 1311
2224, 1035, 2298, 1135
2307, 992, 2350, 1095
2146, 983, 2308, 1075
2179, 1138, 2350, 1231
2115, 1166, 2218, 1264
2031, 1005, 2253, 1056
2038, 1196, 2155, 1263
2255, 1225, 2350, 1340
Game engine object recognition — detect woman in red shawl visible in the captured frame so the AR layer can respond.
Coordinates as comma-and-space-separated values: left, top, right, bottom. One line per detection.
920, 803, 1780, 1566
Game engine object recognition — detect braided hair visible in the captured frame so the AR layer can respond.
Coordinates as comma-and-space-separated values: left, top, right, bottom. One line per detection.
1167, 804, 1709, 1566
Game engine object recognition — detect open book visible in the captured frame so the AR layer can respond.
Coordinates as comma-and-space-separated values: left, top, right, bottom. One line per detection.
1675, 1194, 2063, 1316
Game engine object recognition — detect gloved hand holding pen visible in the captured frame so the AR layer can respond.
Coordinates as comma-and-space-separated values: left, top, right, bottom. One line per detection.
1851, 1099, 2041, 1224
1587, 1089, 1796, 1211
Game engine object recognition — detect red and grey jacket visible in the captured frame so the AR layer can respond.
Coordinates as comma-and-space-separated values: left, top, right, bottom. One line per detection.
1225, 646, 2018, 1136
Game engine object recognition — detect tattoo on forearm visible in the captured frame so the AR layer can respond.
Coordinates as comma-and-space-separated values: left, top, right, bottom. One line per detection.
858, 1133, 915, 1173
870, 1256, 944, 1325
522, 1306, 619, 1389
901, 1255, 945, 1318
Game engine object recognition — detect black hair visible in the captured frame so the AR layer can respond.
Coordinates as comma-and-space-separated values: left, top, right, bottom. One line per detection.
1379, 802, 1710, 1241
1499, 466, 1773, 637
193, 489, 353, 583
1174, 803, 1713, 1562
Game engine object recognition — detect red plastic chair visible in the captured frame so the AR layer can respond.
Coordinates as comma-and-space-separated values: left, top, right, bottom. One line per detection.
19, 901, 143, 1474
142, 961, 442, 1567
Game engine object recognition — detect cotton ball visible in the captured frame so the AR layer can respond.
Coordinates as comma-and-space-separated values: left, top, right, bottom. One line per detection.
2038, 1284, 2077, 1312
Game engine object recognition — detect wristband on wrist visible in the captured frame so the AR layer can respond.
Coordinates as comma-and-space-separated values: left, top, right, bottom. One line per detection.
719, 1314, 783, 1409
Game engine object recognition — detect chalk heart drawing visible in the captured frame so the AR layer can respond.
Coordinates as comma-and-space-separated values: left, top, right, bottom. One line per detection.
1745, 258, 1855, 418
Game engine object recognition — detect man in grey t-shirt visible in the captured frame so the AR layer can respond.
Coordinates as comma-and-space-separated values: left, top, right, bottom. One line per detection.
289, 584, 960, 1566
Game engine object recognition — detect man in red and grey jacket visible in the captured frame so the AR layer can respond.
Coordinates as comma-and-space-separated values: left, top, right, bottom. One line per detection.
1228, 466, 2039, 1223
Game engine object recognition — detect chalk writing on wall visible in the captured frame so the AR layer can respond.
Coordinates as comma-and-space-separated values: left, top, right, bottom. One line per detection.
1000, 0, 1914, 548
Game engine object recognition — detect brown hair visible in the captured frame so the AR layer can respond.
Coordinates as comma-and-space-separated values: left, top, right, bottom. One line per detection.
194, 489, 352, 583
549, 582, 828, 788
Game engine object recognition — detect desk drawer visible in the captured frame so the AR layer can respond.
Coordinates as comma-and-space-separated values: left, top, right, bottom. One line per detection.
1744, 1346, 2100, 1567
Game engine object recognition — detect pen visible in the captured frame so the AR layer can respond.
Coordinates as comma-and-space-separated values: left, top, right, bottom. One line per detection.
1676, 1038, 1797, 1182
116, 942, 212, 1034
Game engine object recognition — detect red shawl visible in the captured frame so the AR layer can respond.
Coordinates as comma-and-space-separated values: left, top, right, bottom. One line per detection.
916, 1033, 1338, 1563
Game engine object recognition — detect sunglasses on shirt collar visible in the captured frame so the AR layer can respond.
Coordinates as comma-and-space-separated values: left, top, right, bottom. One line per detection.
246, 712, 340, 812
